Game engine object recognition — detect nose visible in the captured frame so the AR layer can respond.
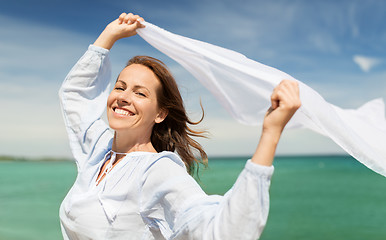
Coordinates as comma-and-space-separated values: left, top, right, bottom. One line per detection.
117, 90, 132, 105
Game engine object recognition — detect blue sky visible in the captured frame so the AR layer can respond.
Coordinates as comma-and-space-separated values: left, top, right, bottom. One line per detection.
0, 0, 385, 158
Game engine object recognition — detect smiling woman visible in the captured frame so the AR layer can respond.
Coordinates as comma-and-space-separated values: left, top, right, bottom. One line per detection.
107, 63, 167, 147
58, 12, 300, 240
107, 55, 208, 175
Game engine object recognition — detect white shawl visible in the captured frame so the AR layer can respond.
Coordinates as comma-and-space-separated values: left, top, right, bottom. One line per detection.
137, 22, 386, 177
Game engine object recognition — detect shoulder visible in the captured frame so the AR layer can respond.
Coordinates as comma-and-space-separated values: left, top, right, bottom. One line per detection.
144, 151, 187, 175
140, 151, 191, 188
155, 151, 186, 167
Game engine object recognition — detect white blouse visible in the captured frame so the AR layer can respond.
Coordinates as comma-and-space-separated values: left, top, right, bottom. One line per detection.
58, 44, 274, 240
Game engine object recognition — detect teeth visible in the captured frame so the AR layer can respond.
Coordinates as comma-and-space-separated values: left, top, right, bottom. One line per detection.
114, 108, 131, 116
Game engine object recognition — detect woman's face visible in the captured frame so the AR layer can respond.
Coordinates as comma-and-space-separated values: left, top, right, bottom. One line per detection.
107, 64, 167, 135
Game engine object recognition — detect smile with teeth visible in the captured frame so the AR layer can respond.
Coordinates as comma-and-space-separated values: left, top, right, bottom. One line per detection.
114, 108, 134, 116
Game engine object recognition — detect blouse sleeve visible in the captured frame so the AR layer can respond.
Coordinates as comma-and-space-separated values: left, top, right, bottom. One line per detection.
59, 45, 114, 171
140, 156, 274, 240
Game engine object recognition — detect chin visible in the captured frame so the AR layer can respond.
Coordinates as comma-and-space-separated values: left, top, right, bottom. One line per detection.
108, 121, 128, 132
107, 117, 123, 131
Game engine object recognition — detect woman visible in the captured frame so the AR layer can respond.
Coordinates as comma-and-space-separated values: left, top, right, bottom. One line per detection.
59, 13, 301, 240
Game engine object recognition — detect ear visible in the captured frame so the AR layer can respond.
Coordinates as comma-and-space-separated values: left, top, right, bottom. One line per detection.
155, 108, 168, 124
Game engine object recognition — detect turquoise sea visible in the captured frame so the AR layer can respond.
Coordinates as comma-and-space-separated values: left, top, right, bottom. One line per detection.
0, 155, 385, 240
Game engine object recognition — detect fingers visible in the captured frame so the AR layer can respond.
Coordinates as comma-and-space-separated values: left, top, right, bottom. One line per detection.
123, 13, 134, 24
118, 12, 145, 27
270, 80, 301, 111
118, 13, 126, 24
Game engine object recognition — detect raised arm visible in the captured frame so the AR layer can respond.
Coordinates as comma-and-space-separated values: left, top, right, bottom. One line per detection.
139, 81, 301, 240
59, 13, 145, 169
252, 80, 301, 166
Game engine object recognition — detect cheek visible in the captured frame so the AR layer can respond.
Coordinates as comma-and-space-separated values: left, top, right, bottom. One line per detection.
106, 93, 115, 107
138, 100, 160, 118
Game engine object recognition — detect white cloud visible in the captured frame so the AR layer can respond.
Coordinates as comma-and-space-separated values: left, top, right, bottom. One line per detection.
353, 55, 382, 72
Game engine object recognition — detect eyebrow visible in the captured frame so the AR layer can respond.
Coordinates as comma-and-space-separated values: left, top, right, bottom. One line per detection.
116, 80, 151, 93
116, 80, 127, 87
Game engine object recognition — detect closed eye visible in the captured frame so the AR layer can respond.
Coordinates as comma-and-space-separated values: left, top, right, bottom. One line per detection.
133, 85, 150, 97
114, 80, 127, 91
136, 92, 147, 97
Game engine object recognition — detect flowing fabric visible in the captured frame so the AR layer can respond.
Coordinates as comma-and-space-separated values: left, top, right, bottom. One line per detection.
137, 22, 386, 177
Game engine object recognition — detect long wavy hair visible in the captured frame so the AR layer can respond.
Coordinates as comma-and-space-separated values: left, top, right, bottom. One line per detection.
126, 56, 208, 175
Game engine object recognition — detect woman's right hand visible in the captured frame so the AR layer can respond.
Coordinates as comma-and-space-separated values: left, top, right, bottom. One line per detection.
93, 13, 145, 50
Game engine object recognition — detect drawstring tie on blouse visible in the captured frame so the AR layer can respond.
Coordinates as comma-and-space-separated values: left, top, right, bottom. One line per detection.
96, 150, 129, 186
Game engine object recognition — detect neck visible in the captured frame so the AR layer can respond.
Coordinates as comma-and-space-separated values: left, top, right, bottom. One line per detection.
112, 130, 157, 154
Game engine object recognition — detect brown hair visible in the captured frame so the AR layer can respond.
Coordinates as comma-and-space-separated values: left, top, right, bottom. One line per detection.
126, 56, 208, 175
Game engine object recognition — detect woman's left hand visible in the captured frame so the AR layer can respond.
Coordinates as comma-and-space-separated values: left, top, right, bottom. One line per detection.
263, 80, 301, 137
251, 80, 301, 166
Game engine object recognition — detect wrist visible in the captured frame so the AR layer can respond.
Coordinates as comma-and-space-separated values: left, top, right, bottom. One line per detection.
93, 30, 119, 50
261, 127, 282, 145
251, 129, 281, 166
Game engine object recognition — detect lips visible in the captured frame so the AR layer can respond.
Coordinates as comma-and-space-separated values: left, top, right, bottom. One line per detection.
113, 107, 134, 116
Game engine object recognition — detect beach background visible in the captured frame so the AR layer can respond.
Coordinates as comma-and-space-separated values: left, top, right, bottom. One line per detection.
1, 1, 386, 239
1, 155, 386, 240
